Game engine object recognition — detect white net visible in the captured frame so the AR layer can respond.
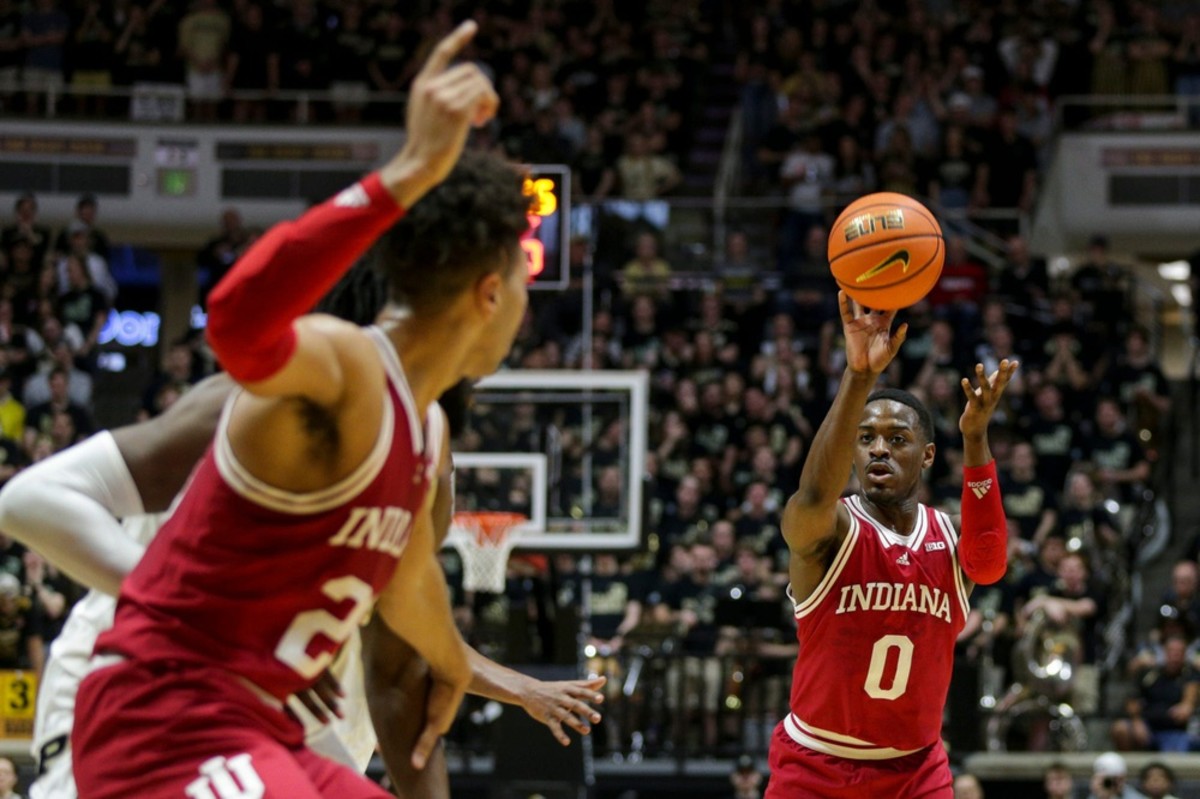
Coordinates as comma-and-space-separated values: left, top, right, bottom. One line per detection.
450, 512, 525, 594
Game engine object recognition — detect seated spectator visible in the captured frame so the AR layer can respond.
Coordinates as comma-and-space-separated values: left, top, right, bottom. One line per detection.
927, 125, 978, 213
1001, 441, 1057, 545
23, 365, 92, 452
619, 232, 671, 300
1099, 326, 1171, 455
0, 571, 32, 669
23, 340, 91, 408
1084, 397, 1152, 504
140, 338, 200, 417
994, 235, 1050, 318
55, 220, 116, 303
1058, 471, 1122, 556
56, 254, 108, 363
1, 194, 51, 268
1138, 761, 1180, 799
778, 128, 834, 267
1070, 235, 1131, 348
572, 126, 616, 201
1043, 761, 1076, 799
1110, 636, 1197, 752
1087, 751, 1144, 799
927, 236, 988, 325
0, 370, 23, 443
1161, 560, 1200, 633
53, 193, 109, 260
198, 208, 250, 301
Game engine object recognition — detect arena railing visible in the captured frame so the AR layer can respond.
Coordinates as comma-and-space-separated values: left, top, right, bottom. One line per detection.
1054, 94, 1200, 133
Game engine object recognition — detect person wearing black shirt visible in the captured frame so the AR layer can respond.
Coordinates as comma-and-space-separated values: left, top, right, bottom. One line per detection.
1014, 533, 1067, 615
225, 3, 274, 123
327, 2, 374, 122
1058, 472, 1122, 556
1099, 326, 1171, 456
1085, 397, 1151, 504
1002, 441, 1058, 544
1020, 383, 1079, 493
1110, 636, 1198, 752
1, 194, 52, 269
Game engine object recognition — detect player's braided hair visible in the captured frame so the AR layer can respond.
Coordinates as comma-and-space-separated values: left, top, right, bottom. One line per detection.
866, 388, 935, 444
378, 150, 531, 311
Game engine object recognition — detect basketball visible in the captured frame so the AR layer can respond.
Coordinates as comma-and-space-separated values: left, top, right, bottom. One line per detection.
827, 192, 944, 310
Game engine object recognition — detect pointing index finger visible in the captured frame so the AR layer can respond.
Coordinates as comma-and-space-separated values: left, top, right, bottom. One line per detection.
418, 20, 478, 82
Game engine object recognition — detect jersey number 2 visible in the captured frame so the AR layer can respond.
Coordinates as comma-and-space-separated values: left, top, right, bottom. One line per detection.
864, 634, 914, 700
275, 575, 374, 680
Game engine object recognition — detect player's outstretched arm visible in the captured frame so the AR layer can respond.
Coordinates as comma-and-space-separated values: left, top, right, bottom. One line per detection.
205, 20, 498, 406
0, 375, 232, 595
782, 293, 906, 593
954, 360, 1019, 586
465, 650, 606, 746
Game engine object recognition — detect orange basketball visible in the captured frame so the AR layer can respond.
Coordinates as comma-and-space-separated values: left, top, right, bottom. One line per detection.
827, 192, 944, 310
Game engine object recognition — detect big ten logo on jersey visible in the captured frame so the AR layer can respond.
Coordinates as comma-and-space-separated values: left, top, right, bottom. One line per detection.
0, 670, 36, 737
327, 506, 413, 556
843, 210, 905, 242
185, 754, 263, 799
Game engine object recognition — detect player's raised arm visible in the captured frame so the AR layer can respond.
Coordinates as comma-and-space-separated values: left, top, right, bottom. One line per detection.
782, 293, 906, 594
205, 20, 498, 405
953, 360, 1019, 586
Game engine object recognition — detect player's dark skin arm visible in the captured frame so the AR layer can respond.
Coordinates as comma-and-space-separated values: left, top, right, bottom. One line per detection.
782, 293, 906, 602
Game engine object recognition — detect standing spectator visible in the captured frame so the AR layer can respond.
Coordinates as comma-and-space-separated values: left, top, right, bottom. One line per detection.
616, 132, 681, 200
829, 134, 876, 215
56, 255, 107, 364
1099, 326, 1171, 456
1109, 636, 1197, 752
1058, 472, 1122, 559
619, 232, 671, 300
1, 194, 51, 268
1070, 235, 1131, 348
0, 572, 32, 669
0, 0, 21, 110
270, 0, 327, 121
177, 0, 229, 121
367, 12, 416, 97
778, 128, 834, 269
1127, 3, 1171, 96
995, 235, 1050, 313
22, 366, 91, 452
326, 2, 373, 123
1001, 441, 1057, 545
572, 125, 616, 201
927, 236, 988, 330
20, 0, 68, 115
140, 338, 200, 417
224, 2, 273, 123
113, 3, 163, 87
1138, 762, 1180, 799
928, 125, 978, 214
53, 193, 109, 260
973, 110, 1038, 230
197, 208, 249, 301
68, 0, 114, 117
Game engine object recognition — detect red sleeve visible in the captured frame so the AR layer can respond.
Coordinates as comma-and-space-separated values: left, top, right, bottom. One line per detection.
959, 460, 1008, 585
205, 173, 404, 383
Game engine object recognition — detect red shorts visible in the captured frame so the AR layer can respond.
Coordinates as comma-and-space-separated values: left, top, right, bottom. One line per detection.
73, 658, 391, 799
765, 720, 952, 799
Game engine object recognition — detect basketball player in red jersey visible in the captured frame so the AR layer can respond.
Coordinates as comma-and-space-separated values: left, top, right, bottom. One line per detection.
72, 22, 527, 799
767, 292, 1017, 798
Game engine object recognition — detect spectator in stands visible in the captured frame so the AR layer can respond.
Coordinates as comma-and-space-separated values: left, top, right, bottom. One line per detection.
198, 208, 249, 300
1137, 762, 1180, 799
974, 108, 1039, 232
0, 755, 18, 799
573, 125, 616, 201
23, 365, 91, 453
140, 337, 199, 418
1100, 326, 1171, 456
0, 0, 20, 110
1110, 636, 1197, 752
177, 0, 229, 122
875, 124, 922, 197
324, 2, 373, 124
953, 772, 985, 799
995, 235, 1050, 313
23, 336, 90, 407
927, 236, 988, 334
1002, 441, 1058, 545
778, 127, 834, 269
224, 2, 273, 124
57, 254, 108, 364
22, 548, 69, 676
619, 232, 671, 300
959, 65, 997, 130
20, 0, 68, 115
1160, 560, 1200, 633
53, 193, 109, 260
1043, 761, 1076, 799
729, 753, 763, 799
1059, 470, 1122, 558
1071, 235, 1131, 348
68, 0, 114, 117
1, 194, 51, 268
55, 220, 116, 303
113, 3, 163, 87
1127, 4, 1171, 96
1176, 14, 1200, 126
1087, 751, 1145, 799
928, 125, 978, 214
616, 132, 681, 201
0, 370, 22, 444
1085, 397, 1152, 504
829, 133, 877, 215
0, 571, 32, 669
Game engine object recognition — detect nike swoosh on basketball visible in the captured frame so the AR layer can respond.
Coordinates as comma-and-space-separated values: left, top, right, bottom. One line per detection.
855, 249, 911, 283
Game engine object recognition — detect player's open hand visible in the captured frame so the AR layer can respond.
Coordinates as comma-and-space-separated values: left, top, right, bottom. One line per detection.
383, 20, 500, 206
959, 359, 1019, 439
519, 675, 606, 746
292, 668, 345, 724
838, 291, 907, 376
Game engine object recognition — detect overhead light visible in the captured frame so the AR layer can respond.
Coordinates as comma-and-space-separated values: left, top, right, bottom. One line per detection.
1171, 283, 1192, 307
1158, 260, 1191, 281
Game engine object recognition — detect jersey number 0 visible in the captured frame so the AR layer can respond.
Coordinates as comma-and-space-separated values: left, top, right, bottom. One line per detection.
864, 634, 914, 700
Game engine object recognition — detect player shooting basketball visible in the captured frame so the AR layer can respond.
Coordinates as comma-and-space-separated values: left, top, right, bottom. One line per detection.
52, 21, 542, 799
768, 292, 1017, 798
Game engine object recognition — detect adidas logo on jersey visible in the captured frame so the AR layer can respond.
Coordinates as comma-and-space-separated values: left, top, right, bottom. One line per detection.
333, 183, 370, 208
925, 541, 947, 552
896, 551, 910, 566
968, 478, 993, 499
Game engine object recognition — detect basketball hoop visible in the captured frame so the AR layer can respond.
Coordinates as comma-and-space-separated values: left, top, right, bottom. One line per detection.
450, 511, 526, 594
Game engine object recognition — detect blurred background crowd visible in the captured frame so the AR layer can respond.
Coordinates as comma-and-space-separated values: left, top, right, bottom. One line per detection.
2, 0, 1200, 795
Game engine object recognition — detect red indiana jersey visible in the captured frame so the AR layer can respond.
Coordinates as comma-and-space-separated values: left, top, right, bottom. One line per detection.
783, 495, 969, 758
95, 327, 443, 702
